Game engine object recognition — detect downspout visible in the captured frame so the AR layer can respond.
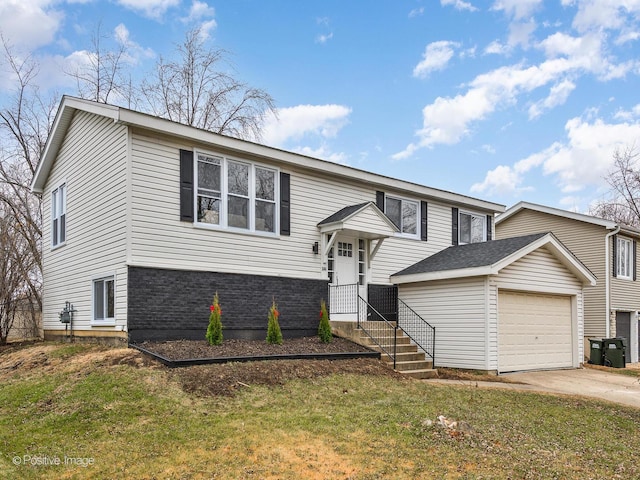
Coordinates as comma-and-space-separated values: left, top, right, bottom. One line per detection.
605, 226, 620, 338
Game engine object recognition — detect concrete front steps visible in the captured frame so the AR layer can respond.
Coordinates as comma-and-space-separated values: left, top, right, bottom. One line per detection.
330, 320, 438, 379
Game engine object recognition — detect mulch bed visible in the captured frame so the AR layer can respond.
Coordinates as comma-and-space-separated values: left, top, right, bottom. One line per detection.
133, 336, 404, 397
135, 336, 373, 361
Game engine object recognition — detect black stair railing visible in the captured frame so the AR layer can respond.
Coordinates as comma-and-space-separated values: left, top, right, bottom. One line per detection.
327, 284, 436, 368
397, 299, 435, 364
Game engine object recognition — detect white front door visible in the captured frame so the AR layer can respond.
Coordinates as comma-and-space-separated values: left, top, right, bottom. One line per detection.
333, 237, 357, 286
329, 235, 362, 320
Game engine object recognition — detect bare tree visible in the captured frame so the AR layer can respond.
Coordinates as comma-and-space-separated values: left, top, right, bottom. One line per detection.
0, 37, 56, 337
141, 28, 276, 140
590, 146, 640, 228
66, 22, 132, 105
0, 208, 39, 344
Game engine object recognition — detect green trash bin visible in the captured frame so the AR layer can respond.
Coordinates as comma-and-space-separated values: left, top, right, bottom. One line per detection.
588, 338, 604, 365
603, 337, 626, 368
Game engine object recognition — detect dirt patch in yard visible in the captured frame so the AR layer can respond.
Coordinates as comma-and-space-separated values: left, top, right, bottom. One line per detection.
174, 357, 405, 397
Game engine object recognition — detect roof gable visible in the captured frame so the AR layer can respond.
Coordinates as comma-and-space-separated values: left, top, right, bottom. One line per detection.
391, 232, 596, 286
318, 202, 398, 239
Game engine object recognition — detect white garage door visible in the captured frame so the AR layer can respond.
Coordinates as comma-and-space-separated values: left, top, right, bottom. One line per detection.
498, 291, 573, 372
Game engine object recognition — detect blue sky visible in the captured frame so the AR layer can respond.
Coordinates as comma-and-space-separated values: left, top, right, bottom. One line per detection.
2, 1, 640, 212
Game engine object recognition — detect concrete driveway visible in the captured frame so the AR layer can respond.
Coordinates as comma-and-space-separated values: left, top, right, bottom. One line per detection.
504, 368, 640, 408
426, 367, 640, 408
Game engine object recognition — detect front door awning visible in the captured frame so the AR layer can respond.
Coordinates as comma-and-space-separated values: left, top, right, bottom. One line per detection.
317, 202, 398, 268
317, 202, 398, 239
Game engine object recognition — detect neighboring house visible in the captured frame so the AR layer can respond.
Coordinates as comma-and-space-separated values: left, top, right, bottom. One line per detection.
391, 233, 595, 372
496, 201, 640, 364
31, 97, 593, 372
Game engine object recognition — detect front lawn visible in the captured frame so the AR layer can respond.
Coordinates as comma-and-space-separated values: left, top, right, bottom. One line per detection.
1, 342, 638, 479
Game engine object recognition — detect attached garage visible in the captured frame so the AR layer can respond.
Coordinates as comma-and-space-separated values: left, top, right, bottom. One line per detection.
391, 233, 596, 373
498, 291, 573, 372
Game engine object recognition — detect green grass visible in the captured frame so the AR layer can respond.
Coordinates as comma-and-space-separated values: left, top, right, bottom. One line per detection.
1, 344, 640, 479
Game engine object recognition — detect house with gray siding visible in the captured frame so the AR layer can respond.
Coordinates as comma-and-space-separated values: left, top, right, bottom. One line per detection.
496, 201, 640, 364
31, 96, 594, 372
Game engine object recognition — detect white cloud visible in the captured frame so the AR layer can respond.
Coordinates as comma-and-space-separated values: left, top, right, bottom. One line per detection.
441, 0, 478, 12
181, 0, 217, 37
294, 145, 348, 164
484, 40, 509, 55
508, 20, 537, 48
482, 144, 496, 154
528, 79, 576, 119
261, 104, 352, 147
409, 7, 424, 18
614, 104, 640, 121
316, 32, 333, 44
491, 0, 543, 20
0, 0, 63, 51
115, 0, 180, 20
470, 164, 525, 195
184, 0, 215, 21
472, 115, 640, 196
394, 27, 634, 159
412, 41, 460, 79
570, 0, 640, 33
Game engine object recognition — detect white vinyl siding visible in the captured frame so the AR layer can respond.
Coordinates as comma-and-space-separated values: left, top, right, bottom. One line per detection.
399, 277, 488, 369
129, 131, 460, 282
41, 111, 128, 334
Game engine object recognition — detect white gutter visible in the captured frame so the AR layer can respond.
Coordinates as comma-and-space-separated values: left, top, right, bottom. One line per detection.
605, 226, 620, 338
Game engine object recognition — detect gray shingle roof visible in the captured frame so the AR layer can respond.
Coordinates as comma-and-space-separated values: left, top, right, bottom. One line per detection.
317, 202, 372, 226
394, 232, 549, 276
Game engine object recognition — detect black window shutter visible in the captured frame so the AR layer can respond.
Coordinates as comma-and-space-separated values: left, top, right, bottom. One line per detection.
612, 234, 618, 278
280, 172, 291, 236
486, 214, 493, 241
421, 201, 428, 241
179, 149, 194, 222
452, 207, 459, 245
376, 191, 385, 212
634, 239, 637, 281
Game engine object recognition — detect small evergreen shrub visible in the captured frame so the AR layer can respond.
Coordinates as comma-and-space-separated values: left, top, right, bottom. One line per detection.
318, 299, 332, 343
205, 293, 223, 345
266, 299, 283, 345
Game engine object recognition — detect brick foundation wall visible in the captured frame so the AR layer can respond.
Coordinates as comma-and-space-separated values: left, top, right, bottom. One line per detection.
128, 266, 328, 342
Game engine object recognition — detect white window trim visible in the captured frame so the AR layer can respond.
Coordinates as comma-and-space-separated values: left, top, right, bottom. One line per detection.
385, 194, 420, 240
92, 273, 116, 326
51, 182, 67, 249
459, 210, 486, 245
617, 236, 633, 280
194, 150, 280, 236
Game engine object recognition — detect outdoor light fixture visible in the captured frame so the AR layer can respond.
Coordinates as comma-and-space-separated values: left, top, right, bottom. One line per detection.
312, 242, 319, 254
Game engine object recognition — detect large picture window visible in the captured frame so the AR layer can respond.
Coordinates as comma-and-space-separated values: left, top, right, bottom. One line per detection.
459, 211, 485, 244
385, 196, 418, 237
196, 152, 278, 233
93, 276, 115, 323
617, 237, 633, 280
51, 183, 66, 247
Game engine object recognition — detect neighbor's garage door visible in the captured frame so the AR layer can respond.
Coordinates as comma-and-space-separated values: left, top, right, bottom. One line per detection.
498, 291, 573, 372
